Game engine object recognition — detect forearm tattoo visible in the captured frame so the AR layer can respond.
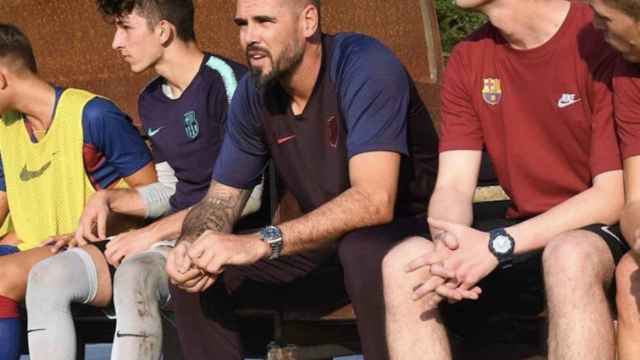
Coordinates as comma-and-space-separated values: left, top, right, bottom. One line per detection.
179, 183, 250, 243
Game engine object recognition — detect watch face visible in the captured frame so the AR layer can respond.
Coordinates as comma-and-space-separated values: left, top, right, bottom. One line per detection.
493, 235, 512, 254
262, 226, 282, 241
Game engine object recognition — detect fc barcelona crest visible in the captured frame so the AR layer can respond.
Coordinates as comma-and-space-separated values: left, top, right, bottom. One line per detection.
482, 78, 502, 106
184, 111, 199, 139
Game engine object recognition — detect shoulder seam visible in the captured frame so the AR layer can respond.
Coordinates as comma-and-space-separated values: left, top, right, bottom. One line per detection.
205, 55, 239, 104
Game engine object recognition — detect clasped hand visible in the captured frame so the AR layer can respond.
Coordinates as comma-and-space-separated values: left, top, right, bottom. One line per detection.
405, 218, 499, 308
166, 230, 270, 293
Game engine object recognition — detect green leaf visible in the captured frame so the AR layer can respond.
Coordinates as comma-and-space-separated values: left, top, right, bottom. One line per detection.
436, 0, 486, 56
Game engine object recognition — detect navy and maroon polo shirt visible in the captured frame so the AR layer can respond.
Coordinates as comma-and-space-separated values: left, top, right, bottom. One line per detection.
139, 53, 247, 211
213, 32, 439, 216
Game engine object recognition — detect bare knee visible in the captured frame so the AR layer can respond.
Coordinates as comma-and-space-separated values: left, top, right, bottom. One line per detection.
543, 230, 614, 289
383, 236, 433, 281
616, 253, 639, 293
0, 261, 27, 299
383, 237, 439, 313
383, 237, 434, 297
616, 253, 640, 318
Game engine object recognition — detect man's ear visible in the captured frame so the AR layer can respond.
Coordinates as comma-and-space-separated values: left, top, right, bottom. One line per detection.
300, 4, 320, 38
157, 20, 174, 45
0, 69, 9, 91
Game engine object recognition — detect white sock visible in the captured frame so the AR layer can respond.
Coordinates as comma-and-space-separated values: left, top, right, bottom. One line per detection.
26, 249, 98, 360
111, 249, 170, 360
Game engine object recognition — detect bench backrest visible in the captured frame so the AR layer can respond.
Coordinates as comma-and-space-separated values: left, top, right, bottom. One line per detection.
0, 0, 442, 124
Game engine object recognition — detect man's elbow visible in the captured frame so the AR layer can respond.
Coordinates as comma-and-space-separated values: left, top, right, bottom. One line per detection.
369, 190, 396, 224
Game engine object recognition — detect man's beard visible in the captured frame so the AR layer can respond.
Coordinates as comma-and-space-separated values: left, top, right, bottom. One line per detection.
248, 42, 304, 89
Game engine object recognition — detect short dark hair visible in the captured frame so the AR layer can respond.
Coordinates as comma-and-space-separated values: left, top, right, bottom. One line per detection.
96, 0, 196, 41
301, 0, 320, 12
0, 24, 37, 73
603, 0, 640, 20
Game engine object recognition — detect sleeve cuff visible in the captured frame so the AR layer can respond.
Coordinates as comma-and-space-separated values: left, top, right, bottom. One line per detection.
212, 172, 261, 191
347, 143, 409, 159
438, 141, 484, 153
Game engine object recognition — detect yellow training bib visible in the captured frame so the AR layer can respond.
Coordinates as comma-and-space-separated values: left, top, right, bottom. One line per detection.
0, 89, 97, 250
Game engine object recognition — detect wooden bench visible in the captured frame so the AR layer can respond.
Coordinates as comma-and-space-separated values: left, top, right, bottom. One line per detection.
257, 161, 546, 360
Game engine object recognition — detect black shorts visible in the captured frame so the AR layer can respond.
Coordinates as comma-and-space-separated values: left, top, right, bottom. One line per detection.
441, 218, 628, 341
582, 223, 628, 264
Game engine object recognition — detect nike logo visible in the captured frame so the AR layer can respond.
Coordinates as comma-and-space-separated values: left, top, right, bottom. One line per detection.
276, 134, 297, 145
27, 328, 46, 334
557, 93, 581, 108
147, 127, 164, 137
600, 226, 623, 244
20, 161, 52, 182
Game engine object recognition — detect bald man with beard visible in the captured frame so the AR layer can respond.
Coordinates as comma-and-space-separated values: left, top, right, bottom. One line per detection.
164, 0, 440, 358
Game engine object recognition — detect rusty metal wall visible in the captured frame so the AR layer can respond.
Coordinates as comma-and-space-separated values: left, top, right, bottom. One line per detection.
0, 0, 442, 124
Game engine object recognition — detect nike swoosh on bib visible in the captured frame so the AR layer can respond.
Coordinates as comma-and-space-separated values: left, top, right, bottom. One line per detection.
20, 161, 52, 182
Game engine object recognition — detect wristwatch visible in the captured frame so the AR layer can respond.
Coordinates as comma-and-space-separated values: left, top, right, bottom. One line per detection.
260, 225, 284, 260
488, 228, 515, 269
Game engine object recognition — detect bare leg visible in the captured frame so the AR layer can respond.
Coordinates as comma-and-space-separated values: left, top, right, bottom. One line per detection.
0, 244, 52, 360
0, 246, 57, 301
82, 244, 113, 306
382, 236, 451, 360
615, 253, 640, 360
543, 230, 615, 360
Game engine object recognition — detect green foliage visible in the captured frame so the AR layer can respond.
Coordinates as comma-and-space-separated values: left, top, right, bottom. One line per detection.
436, 0, 486, 54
